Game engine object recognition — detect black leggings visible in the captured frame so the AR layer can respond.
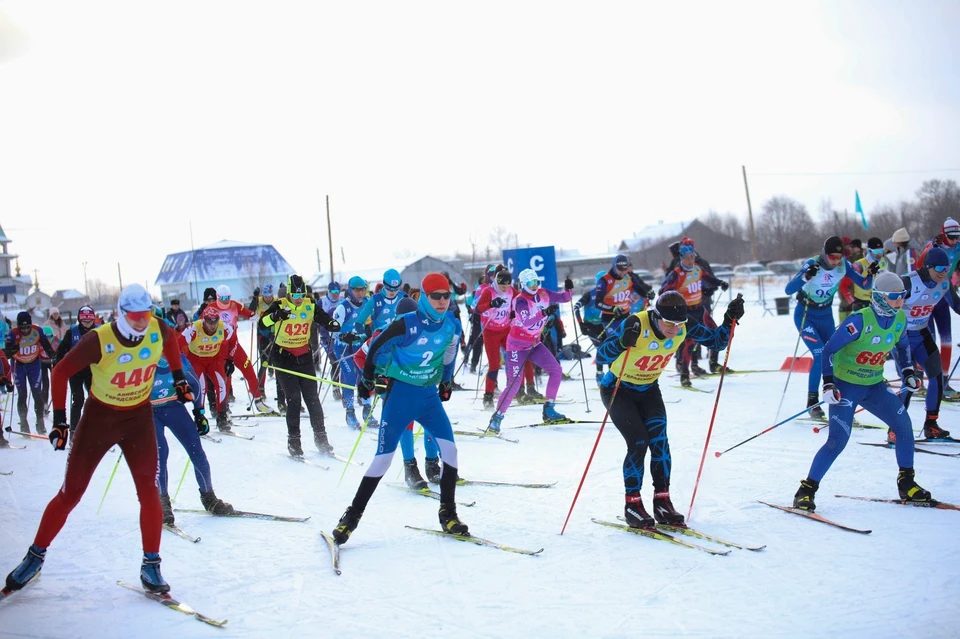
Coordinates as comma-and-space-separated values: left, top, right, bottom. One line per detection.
272, 348, 326, 439
600, 382, 671, 495
69, 373, 92, 430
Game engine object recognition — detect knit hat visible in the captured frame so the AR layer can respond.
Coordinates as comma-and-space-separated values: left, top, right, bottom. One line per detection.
943, 218, 960, 240
421, 272, 450, 294
202, 305, 220, 320
867, 237, 883, 250
203, 287, 217, 302
16, 311, 31, 328
397, 297, 418, 314
823, 236, 844, 255
892, 228, 909, 243
924, 247, 950, 269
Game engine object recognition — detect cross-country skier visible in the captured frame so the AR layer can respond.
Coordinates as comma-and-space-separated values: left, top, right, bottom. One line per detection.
486, 269, 575, 433
0, 351, 12, 449
4, 311, 56, 434
596, 291, 744, 527
574, 270, 608, 385
792, 271, 933, 511
331, 276, 369, 429
5, 284, 189, 595
210, 284, 268, 411
39, 326, 58, 416
917, 217, 960, 398
474, 265, 516, 409
332, 273, 466, 544
785, 236, 875, 420
248, 283, 286, 411
54, 305, 97, 432
319, 281, 343, 401
595, 254, 654, 330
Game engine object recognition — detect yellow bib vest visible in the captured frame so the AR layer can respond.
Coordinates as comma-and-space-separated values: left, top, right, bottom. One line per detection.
610, 310, 686, 386
90, 318, 164, 407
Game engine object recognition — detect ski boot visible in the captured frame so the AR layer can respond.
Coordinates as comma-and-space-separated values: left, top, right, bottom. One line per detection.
652, 491, 685, 526
35, 410, 46, 436
793, 478, 819, 511
287, 437, 304, 458
922, 418, 950, 440
525, 384, 545, 401
469, 364, 477, 374
332, 506, 362, 545
277, 401, 287, 416
200, 490, 235, 516
404, 459, 428, 490
542, 401, 567, 424
943, 384, 959, 400
5, 544, 46, 591
486, 412, 504, 434
690, 363, 709, 377
438, 503, 469, 535
424, 457, 442, 484
709, 362, 734, 374
216, 411, 232, 432
18, 418, 29, 434
140, 552, 170, 594
0, 431, 9, 448
887, 429, 896, 445
679, 374, 692, 388
253, 397, 272, 414
807, 392, 825, 421
361, 402, 380, 429
159, 493, 175, 525
514, 387, 531, 405
624, 495, 655, 529
897, 468, 933, 503
482, 392, 494, 410
332, 387, 343, 401
314, 429, 334, 455
345, 409, 360, 430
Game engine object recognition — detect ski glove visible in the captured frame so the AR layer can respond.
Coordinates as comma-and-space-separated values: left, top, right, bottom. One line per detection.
901, 368, 922, 392
645, 289, 656, 300
194, 410, 210, 436
720, 281, 730, 291
724, 294, 745, 324
357, 377, 375, 401
564, 277, 575, 291
619, 316, 641, 348
50, 410, 69, 450
172, 370, 194, 404
804, 262, 820, 281
325, 318, 341, 332
270, 307, 292, 322
490, 297, 506, 308
438, 381, 453, 402
821, 382, 841, 405
340, 332, 360, 345
867, 260, 881, 276
224, 359, 235, 377
545, 304, 560, 316
0, 376, 12, 393
253, 287, 261, 298
613, 306, 628, 318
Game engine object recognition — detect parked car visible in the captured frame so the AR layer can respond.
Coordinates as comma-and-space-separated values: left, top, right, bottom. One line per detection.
733, 262, 775, 278
632, 269, 655, 282
766, 260, 803, 276
711, 263, 734, 279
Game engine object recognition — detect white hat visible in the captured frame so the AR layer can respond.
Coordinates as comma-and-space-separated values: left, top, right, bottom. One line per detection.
892, 228, 909, 243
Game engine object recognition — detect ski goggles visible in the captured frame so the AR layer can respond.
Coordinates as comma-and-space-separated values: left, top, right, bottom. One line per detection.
660, 317, 686, 328
930, 265, 950, 274
328, 288, 340, 295
615, 261, 631, 271
218, 295, 231, 302
869, 248, 884, 257
383, 283, 401, 293
427, 292, 451, 301
879, 290, 908, 300
523, 279, 541, 289
290, 292, 305, 300
202, 316, 220, 324
123, 309, 152, 322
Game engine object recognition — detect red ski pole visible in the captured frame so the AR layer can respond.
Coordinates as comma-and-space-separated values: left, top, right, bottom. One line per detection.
560, 347, 632, 535
687, 317, 737, 521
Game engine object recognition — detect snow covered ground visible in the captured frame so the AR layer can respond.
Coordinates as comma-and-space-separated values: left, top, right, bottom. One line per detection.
2, 298, 960, 638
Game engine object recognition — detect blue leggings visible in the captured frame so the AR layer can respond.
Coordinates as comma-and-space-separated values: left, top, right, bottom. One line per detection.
333, 341, 359, 407
153, 402, 213, 495
794, 304, 835, 394
807, 379, 914, 482
897, 329, 942, 416
400, 421, 440, 462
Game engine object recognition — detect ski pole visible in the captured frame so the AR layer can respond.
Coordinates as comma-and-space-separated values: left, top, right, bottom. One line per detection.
811, 387, 908, 433
714, 402, 825, 458
96, 452, 124, 514
560, 347, 631, 535
687, 311, 739, 520
337, 392, 381, 486
265, 364, 354, 389
173, 458, 192, 502
773, 302, 808, 424
568, 299, 591, 413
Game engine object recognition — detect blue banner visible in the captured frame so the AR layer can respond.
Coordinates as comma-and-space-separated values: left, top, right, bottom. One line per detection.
502, 246, 557, 291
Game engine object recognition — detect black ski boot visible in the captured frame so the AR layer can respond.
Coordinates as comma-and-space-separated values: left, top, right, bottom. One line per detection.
897, 468, 933, 502
807, 392, 825, 421
679, 374, 692, 388
709, 362, 734, 374
652, 491, 685, 525
216, 411, 232, 432
439, 503, 469, 535
404, 459, 428, 490
424, 457, 442, 484
159, 493, 174, 525
5, 545, 45, 591
332, 506, 362, 545
922, 418, 950, 440
482, 392, 494, 409
314, 429, 334, 455
690, 363, 709, 377
200, 490, 235, 516
624, 495, 655, 529
287, 437, 304, 458
140, 553, 170, 594
35, 410, 46, 436
277, 400, 287, 416
514, 387, 530, 405
332, 387, 342, 401
0, 431, 9, 448
793, 477, 819, 511
525, 384, 544, 401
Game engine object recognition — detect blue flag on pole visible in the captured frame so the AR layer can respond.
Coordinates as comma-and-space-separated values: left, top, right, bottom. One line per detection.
855, 190, 868, 229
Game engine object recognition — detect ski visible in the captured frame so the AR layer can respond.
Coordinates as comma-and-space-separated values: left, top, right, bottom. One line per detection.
507, 419, 602, 429
800, 418, 884, 430
388, 484, 476, 506
405, 526, 543, 556
757, 500, 872, 534
454, 429, 519, 443
834, 494, 960, 511
457, 479, 556, 489
1, 445, 26, 450
671, 385, 714, 394
320, 531, 342, 576
858, 442, 960, 458
174, 508, 310, 522
215, 430, 255, 441
163, 523, 200, 543
0, 470, 12, 475
614, 517, 764, 551
592, 518, 730, 556
288, 455, 330, 470
116, 581, 227, 627
200, 435, 222, 443
327, 453, 364, 467
914, 436, 960, 444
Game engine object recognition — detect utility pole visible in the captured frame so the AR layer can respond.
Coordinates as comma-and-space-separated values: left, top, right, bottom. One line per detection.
742, 165, 759, 261
326, 195, 335, 283
82, 262, 88, 297
117, 263, 123, 290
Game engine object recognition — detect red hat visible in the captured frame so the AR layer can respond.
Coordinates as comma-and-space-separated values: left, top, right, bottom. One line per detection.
680, 236, 695, 247
202, 305, 220, 320
841, 236, 852, 245
421, 272, 450, 294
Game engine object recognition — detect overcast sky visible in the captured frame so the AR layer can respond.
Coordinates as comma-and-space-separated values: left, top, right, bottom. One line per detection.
1, 0, 959, 296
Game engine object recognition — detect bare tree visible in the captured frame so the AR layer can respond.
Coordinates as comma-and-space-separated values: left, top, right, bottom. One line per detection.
489, 226, 518, 251
703, 210, 747, 240
88, 278, 119, 307
239, 258, 272, 301
915, 179, 960, 238
756, 196, 819, 260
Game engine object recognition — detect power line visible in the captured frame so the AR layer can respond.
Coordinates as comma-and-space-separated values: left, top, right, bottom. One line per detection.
749, 168, 960, 177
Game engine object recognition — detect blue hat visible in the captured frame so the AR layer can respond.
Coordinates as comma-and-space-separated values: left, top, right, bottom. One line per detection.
383, 269, 402, 290
348, 276, 367, 290
328, 281, 340, 291
679, 244, 695, 257
925, 247, 950, 269
261, 283, 274, 296
613, 254, 631, 270
397, 297, 418, 314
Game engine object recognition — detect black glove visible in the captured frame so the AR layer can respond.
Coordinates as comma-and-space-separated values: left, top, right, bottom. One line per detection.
326, 318, 341, 332
50, 409, 69, 450
545, 304, 559, 316
224, 359, 235, 376
613, 306, 628, 318
270, 307, 292, 322
438, 380, 453, 402
194, 409, 209, 436
564, 277, 574, 291
804, 262, 820, 281
172, 369, 194, 404
341, 332, 360, 345
724, 294, 745, 324
490, 297, 506, 308
357, 377, 375, 400
644, 289, 656, 300
0, 377, 12, 393
720, 281, 729, 291
867, 261, 881, 276
902, 368, 922, 392
375, 375, 389, 397
253, 287, 261, 298
619, 316, 641, 348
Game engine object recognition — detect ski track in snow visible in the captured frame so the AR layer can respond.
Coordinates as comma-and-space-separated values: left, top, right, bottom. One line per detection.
2, 298, 960, 638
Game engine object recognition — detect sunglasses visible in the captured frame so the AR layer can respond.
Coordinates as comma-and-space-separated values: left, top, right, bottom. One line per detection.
931, 265, 950, 274
218, 296, 231, 301
660, 317, 686, 328
384, 285, 400, 292
290, 292, 305, 300
869, 248, 884, 256
826, 253, 843, 260
203, 316, 219, 323
428, 292, 451, 301
328, 289, 340, 294
124, 310, 152, 322
883, 290, 907, 300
